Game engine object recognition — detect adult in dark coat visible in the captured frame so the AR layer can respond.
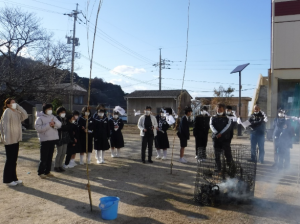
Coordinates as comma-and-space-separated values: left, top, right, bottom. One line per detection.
155, 108, 170, 160
109, 111, 124, 158
272, 109, 294, 169
177, 106, 192, 163
94, 108, 110, 164
210, 103, 232, 172
77, 107, 94, 165
193, 106, 210, 160
248, 105, 267, 163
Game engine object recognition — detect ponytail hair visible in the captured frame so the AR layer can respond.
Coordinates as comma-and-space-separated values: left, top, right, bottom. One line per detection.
3, 98, 14, 111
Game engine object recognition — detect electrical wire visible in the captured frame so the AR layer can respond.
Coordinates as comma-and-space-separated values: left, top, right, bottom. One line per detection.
162, 78, 256, 86
0, 0, 64, 15
80, 19, 155, 63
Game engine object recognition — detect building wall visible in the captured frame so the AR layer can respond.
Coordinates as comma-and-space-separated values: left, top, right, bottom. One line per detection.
225, 98, 251, 119
270, 0, 300, 123
127, 98, 176, 124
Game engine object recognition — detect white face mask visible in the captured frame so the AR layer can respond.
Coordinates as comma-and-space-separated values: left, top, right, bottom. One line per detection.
201, 111, 206, 115
72, 120, 76, 124
217, 112, 223, 116
226, 110, 232, 115
60, 113, 66, 118
254, 111, 259, 114
145, 111, 151, 115
160, 113, 165, 117
46, 110, 52, 115
74, 116, 78, 120
278, 113, 285, 118
113, 115, 118, 119
98, 112, 104, 117
85, 112, 90, 116
11, 103, 17, 109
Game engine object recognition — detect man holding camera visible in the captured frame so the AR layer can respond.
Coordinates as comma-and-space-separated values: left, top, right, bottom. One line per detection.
137, 106, 158, 163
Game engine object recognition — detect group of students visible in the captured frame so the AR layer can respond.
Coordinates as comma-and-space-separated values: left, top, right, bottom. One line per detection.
35, 104, 125, 179
0, 99, 126, 185
1, 96, 295, 186
136, 104, 238, 166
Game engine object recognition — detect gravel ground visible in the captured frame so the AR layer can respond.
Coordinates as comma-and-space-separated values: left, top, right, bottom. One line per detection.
0, 125, 300, 224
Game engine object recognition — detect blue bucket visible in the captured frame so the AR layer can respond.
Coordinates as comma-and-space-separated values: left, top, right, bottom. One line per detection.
99, 196, 120, 220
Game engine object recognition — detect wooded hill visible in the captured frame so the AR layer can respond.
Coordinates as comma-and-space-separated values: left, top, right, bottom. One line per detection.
63, 72, 127, 108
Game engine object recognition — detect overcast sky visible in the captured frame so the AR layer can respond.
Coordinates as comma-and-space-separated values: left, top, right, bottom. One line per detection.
0, 0, 271, 99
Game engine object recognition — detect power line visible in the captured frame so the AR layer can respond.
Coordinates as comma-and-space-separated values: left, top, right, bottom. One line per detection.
79, 23, 154, 64
30, 0, 72, 11
80, 18, 155, 63
0, 0, 64, 15
162, 78, 256, 86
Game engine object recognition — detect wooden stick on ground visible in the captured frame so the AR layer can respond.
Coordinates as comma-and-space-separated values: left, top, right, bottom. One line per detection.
170, 0, 190, 174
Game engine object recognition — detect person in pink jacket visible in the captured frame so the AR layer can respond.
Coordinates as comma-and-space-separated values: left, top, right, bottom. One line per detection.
35, 104, 61, 179
0, 98, 28, 186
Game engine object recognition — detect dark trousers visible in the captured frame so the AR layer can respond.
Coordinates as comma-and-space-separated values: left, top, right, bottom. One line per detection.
278, 148, 290, 169
195, 133, 208, 157
141, 134, 154, 161
213, 138, 232, 170
250, 133, 265, 162
38, 140, 56, 175
3, 143, 19, 183
65, 153, 72, 165
273, 142, 278, 164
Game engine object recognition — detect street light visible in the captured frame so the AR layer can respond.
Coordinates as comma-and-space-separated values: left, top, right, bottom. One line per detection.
230, 63, 250, 136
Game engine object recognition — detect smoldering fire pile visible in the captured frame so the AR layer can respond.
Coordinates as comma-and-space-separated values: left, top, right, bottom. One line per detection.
194, 145, 257, 206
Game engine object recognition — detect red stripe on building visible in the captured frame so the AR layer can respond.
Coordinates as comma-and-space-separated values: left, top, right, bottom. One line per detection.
275, 1, 300, 16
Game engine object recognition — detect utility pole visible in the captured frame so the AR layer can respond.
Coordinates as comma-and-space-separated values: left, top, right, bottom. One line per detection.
159, 48, 162, 91
153, 48, 171, 91
65, 4, 80, 111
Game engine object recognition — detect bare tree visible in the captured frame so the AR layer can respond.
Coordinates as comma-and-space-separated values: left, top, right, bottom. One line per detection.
211, 86, 235, 109
0, 7, 71, 103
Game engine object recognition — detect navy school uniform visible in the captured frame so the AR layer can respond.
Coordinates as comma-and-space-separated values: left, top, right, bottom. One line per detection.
77, 116, 94, 153
67, 122, 80, 154
109, 118, 124, 148
155, 115, 170, 149
94, 115, 110, 151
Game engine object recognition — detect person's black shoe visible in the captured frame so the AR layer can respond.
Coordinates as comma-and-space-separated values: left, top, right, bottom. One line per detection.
148, 160, 153, 163
142, 160, 146, 164
54, 167, 61, 172
59, 167, 65, 172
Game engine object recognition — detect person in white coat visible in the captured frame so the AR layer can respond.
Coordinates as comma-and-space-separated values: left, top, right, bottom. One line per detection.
0, 98, 28, 186
137, 106, 158, 163
35, 104, 62, 179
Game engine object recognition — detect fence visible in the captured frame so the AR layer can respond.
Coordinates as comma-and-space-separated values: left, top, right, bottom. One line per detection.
194, 145, 257, 206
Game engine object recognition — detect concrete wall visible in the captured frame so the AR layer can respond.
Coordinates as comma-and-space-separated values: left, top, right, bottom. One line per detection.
273, 19, 300, 69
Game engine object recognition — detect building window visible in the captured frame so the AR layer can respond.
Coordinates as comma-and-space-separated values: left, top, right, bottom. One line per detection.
278, 79, 300, 117
74, 96, 83, 105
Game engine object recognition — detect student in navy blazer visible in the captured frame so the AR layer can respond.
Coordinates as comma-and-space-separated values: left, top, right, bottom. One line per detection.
177, 106, 192, 163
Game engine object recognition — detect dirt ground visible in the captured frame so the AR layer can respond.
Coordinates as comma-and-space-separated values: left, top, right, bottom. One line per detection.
0, 124, 300, 224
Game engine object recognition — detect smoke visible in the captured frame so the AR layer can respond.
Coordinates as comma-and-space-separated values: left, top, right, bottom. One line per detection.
215, 178, 252, 199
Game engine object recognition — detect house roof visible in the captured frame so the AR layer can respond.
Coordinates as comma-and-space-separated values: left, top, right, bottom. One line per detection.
19, 100, 43, 106
125, 90, 192, 99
